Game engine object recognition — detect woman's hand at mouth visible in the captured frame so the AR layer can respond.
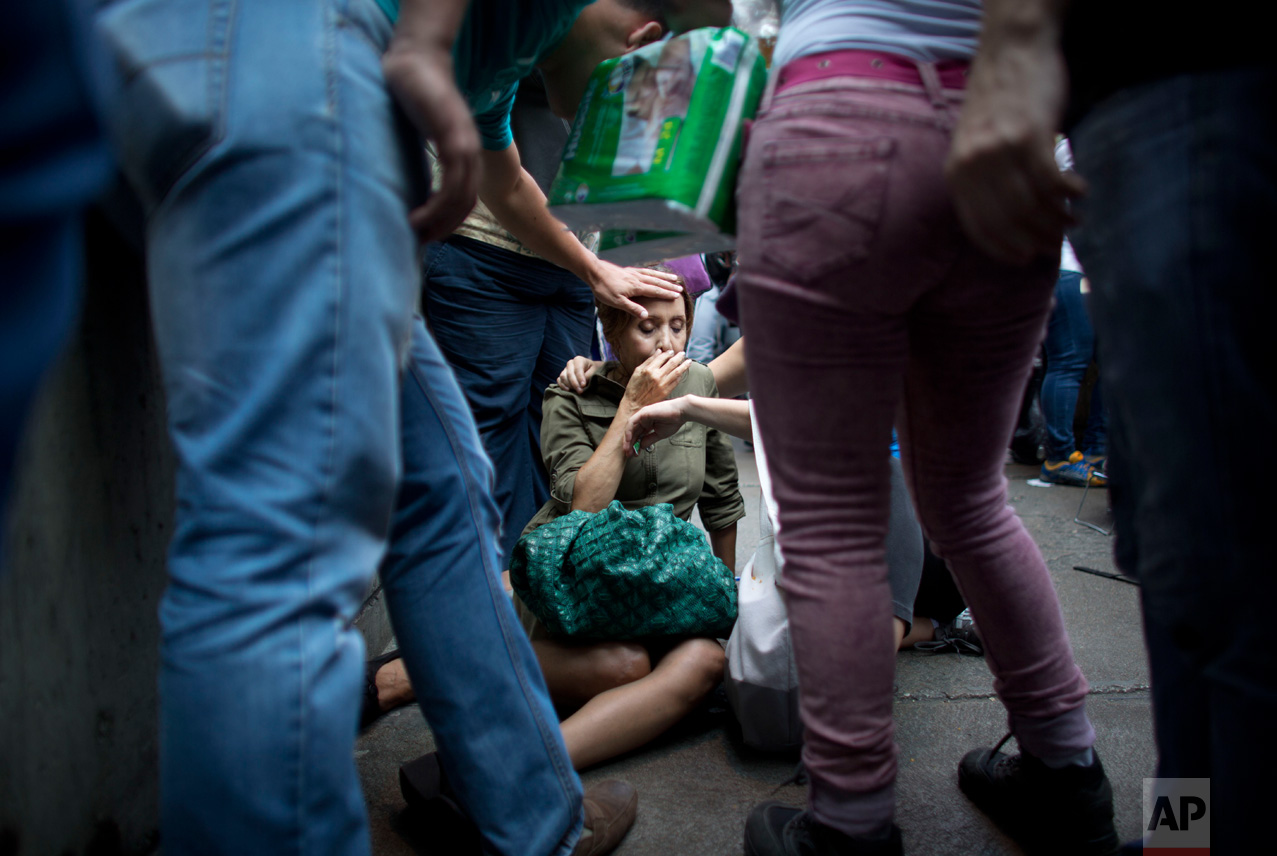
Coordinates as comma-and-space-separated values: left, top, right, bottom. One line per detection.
622, 349, 691, 411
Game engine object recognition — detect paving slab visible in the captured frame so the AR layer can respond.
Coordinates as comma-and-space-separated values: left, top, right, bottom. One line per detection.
357, 451, 1154, 855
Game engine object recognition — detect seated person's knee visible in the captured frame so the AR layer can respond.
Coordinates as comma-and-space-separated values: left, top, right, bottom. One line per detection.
679, 638, 727, 704
585, 641, 652, 694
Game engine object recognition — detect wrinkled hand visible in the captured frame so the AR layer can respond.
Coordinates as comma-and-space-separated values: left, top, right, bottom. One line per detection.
589, 261, 683, 318
383, 44, 480, 244
944, 33, 1084, 265
557, 356, 602, 394
624, 398, 690, 456
622, 349, 691, 411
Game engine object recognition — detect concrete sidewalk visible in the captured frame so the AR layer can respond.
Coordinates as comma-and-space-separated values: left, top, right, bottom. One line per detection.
356, 442, 1153, 854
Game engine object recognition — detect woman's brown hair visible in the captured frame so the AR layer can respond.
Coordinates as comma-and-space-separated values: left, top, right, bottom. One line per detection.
596, 264, 696, 354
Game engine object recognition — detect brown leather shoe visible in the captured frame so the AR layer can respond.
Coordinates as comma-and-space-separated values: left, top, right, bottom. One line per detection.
572, 779, 638, 856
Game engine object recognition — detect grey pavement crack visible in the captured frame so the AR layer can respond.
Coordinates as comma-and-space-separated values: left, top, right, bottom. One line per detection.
895, 683, 1149, 702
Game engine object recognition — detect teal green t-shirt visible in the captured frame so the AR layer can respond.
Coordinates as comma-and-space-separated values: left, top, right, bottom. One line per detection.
374, 0, 594, 150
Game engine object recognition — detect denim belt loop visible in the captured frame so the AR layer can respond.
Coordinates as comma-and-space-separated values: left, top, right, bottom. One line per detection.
917, 61, 953, 121
760, 64, 779, 113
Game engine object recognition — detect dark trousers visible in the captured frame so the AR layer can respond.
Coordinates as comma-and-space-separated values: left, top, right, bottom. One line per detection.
423, 236, 595, 569
1071, 66, 1277, 854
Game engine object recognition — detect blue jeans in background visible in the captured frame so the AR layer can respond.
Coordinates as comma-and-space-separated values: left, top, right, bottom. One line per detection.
1040, 270, 1105, 462
94, 0, 581, 851
1071, 66, 1277, 855
423, 236, 595, 568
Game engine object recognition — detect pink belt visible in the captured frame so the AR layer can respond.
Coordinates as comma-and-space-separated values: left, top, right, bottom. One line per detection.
775, 50, 970, 95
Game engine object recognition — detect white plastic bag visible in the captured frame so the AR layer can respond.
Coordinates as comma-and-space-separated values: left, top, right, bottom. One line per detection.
724, 404, 801, 752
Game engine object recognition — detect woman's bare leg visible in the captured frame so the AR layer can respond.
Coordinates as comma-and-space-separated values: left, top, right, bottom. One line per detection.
376, 615, 920, 717
556, 637, 725, 770
379, 634, 725, 769
532, 638, 653, 708
373, 657, 415, 711
371, 633, 658, 718
899, 616, 935, 649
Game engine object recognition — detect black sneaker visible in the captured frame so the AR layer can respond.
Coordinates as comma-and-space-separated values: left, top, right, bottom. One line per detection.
958, 735, 1119, 856
914, 608, 983, 656
744, 801, 903, 856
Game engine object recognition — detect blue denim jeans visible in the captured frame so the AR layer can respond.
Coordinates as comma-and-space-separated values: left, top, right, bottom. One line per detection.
1041, 270, 1106, 462
423, 236, 595, 568
94, 0, 580, 851
385, 320, 582, 855
1070, 67, 1277, 854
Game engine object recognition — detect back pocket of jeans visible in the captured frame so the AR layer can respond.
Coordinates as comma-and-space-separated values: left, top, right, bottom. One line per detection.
759, 136, 895, 283
96, 0, 233, 209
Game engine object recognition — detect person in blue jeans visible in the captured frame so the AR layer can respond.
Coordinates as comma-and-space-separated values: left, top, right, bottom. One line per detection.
1038, 138, 1106, 488
421, 73, 597, 575
364, 0, 732, 712
90, 0, 734, 852
1039, 269, 1106, 486
948, 1, 1276, 851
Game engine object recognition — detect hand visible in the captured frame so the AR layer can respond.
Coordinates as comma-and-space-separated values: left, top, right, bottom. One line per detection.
588, 261, 683, 318
557, 356, 602, 394
944, 28, 1085, 265
622, 349, 691, 411
624, 398, 691, 456
383, 44, 480, 244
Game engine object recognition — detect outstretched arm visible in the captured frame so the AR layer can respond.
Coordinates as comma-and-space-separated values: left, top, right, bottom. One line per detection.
478, 144, 683, 318
706, 338, 748, 397
624, 395, 753, 452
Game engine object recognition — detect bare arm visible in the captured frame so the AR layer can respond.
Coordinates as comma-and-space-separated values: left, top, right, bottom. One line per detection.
706, 338, 748, 398
944, 0, 1085, 265
709, 524, 737, 576
478, 145, 683, 317
384, 0, 479, 243
625, 394, 753, 451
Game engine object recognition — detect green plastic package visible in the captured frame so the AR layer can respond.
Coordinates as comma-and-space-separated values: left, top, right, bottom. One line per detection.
548, 27, 768, 262
596, 228, 735, 267
509, 501, 738, 640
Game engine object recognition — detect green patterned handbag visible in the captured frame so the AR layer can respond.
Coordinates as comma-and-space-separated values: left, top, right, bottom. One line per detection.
509, 501, 738, 640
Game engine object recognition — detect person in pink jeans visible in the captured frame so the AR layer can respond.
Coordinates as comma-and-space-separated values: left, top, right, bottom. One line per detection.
734, 2, 1117, 855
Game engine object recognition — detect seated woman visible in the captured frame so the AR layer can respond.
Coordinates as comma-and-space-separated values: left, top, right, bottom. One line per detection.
563, 338, 977, 655
517, 279, 744, 770
365, 274, 745, 775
